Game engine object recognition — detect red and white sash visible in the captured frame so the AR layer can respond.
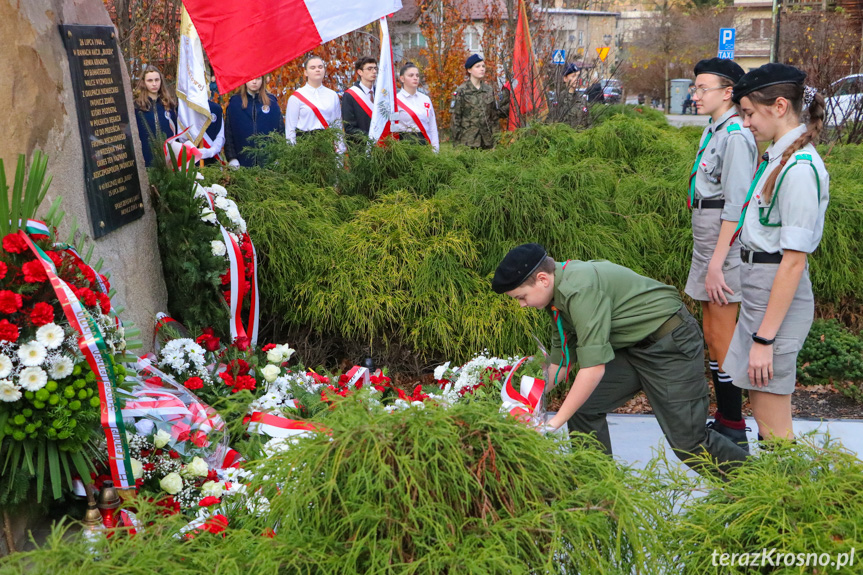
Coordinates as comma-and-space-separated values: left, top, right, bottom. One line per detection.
290, 91, 329, 129
346, 86, 373, 117
396, 97, 431, 144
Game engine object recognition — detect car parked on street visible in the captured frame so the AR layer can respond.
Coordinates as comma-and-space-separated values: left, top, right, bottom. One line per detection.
826, 74, 863, 127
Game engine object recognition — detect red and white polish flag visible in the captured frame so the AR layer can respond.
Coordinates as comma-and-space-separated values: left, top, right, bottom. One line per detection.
183, 0, 404, 94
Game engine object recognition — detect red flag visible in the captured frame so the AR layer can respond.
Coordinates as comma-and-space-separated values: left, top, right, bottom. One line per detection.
182, 0, 403, 94
508, 0, 548, 131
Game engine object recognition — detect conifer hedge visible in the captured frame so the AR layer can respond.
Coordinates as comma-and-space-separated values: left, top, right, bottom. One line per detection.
201, 115, 863, 366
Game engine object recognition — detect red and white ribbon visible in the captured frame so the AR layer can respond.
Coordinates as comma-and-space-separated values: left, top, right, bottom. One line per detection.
500, 356, 545, 421
246, 411, 328, 438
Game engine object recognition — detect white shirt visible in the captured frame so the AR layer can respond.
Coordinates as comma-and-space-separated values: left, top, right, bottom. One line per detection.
200, 116, 225, 161
285, 83, 342, 144
393, 89, 439, 152
739, 124, 830, 254
349, 83, 374, 110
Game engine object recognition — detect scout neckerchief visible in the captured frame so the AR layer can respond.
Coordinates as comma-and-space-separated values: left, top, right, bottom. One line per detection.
396, 96, 432, 144
291, 91, 330, 129
730, 153, 770, 245
687, 113, 738, 208
346, 86, 373, 118
550, 260, 572, 385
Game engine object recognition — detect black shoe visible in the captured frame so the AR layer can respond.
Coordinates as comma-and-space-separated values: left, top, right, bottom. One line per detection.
707, 418, 751, 454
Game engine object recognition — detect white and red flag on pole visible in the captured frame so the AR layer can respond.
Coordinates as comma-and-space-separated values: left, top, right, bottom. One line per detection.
369, 16, 398, 144
182, 0, 404, 95
176, 7, 211, 146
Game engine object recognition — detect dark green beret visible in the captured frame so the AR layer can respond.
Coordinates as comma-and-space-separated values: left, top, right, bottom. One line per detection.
733, 63, 806, 103
693, 58, 745, 83
492, 243, 547, 294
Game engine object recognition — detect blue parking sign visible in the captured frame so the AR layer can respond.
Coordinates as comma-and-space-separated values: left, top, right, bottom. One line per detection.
552, 49, 566, 65
718, 28, 735, 59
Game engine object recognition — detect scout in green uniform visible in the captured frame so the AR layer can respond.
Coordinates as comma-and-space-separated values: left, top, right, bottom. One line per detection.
450, 54, 509, 149
554, 63, 587, 129
723, 64, 830, 442
686, 58, 757, 450
493, 244, 749, 472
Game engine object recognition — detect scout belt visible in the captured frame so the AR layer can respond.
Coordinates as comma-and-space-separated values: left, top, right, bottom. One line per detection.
634, 309, 685, 348
691, 198, 725, 209
740, 248, 783, 264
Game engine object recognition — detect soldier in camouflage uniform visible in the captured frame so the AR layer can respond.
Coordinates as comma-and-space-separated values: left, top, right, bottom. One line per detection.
554, 64, 588, 130
450, 54, 510, 149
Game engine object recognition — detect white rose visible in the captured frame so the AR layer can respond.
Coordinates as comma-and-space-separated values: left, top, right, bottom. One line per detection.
134, 419, 155, 436
130, 458, 144, 480
266, 348, 283, 364
153, 429, 172, 448
211, 240, 227, 257
225, 207, 242, 224
200, 209, 217, 224
277, 345, 295, 361
260, 364, 280, 383
184, 456, 209, 478
200, 480, 224, 498
159, 472, 183, 495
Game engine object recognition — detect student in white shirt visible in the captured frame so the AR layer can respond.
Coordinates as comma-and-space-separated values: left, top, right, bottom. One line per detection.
393, 62, 439, 152
285, 56, 343, 145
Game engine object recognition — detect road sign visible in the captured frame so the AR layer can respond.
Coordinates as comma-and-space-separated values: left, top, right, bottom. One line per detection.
552, 49, 566, 65
718, 28, 735, 60
596, 47, 610, 62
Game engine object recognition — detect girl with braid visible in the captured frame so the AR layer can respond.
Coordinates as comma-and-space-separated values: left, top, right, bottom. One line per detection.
723, 63, 830, 442
687, 58, 757, 451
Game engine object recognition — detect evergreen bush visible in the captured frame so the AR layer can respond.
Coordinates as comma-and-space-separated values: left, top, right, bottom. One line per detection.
798, 319, 863, 402
184, 114, 863, 367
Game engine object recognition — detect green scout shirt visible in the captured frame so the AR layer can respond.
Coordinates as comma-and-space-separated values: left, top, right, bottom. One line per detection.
547, 261, 682, 368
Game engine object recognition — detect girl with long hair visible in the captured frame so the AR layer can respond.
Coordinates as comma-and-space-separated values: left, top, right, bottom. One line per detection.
133, 65, 177, 166
224, 76, 282, 168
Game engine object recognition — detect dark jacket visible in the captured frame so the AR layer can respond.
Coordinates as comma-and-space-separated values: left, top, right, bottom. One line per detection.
342, 82, 374, 138
203, 100, 225, 165
224, 92, 283, 167
134, 98, 177, 167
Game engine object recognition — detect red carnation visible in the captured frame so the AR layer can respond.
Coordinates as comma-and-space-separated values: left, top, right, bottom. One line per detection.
206, 469, 219, 481
202, 514, 228, 534
96, 292, 111, 313
198, 496, 221, 507
30, 302, 54, 326
0, 262, 7, 280
232, 374, 256, 394
0, 290, 23, 314
77, 262, 96, 284
219, 272, 231, 286
21, 260, 48, 283
45, 251, 64, 268
0, 320, 19, 343
261, 343, 277, 352
184, 376, 204, 390
227, 358, 250, 375
219, 372, 235, 389
75, 287, 98, 307
2, 234, 28, 254
169, 450, 181, 459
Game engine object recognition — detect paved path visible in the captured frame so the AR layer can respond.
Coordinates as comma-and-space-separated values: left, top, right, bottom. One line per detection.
607, 414, 863, 475
666, 113, 711, 128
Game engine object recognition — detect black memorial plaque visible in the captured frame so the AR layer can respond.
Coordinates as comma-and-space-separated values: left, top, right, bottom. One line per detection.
61, 24, 144, 238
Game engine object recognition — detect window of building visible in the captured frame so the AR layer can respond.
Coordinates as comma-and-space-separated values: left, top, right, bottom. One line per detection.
465, 30, 482, 51
409, 33, 427, 49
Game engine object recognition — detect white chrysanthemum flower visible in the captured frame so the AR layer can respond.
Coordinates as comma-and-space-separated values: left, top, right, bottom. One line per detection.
209, 184, 228, 198
214, 196, 230, 210
211, 240, 227, 257
36, 323, 65, 350
19, 367, 48, 392
18, 341, 48, 367
0, 354, 11, 378
225, 207, 242, 224
0, 380, 21, 402
200, 209, 217, 224
49, 356, 74, 380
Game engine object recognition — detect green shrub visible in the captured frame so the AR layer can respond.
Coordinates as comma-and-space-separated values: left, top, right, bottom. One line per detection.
672, 439, 863, 574
200, 115, 863, 366
798, 318, 863, 402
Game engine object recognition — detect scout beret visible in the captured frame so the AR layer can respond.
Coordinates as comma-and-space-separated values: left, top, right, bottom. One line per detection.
693, 58, 745, 83
563, 63, 579, 77
492, 243, 548, 294
465, 54, 483, 70
732, 63, 806, 103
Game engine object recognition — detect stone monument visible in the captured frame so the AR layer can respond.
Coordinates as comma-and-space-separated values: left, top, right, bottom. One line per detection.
0, 0, 168, 553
